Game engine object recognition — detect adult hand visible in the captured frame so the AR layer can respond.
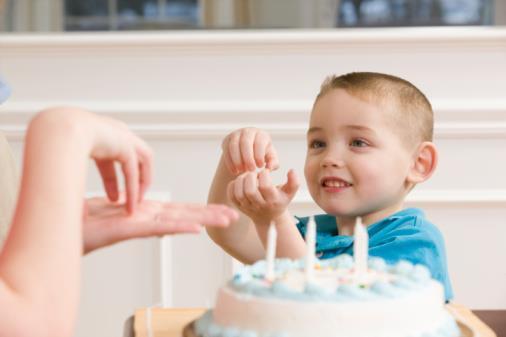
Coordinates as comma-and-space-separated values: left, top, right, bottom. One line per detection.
89, 114, 153, 214
82, 197, 239, 254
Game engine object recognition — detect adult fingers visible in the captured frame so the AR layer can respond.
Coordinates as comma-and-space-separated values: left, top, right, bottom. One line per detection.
135, 138, 153, 202
165, 223, 202, 234
160, 203, 237, 227
96, 160, 119, 202
120, 149, 140, 214
206, 203, 240, 221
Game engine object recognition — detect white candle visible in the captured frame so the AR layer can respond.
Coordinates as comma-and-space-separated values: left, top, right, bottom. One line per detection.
305, 216, 316, 281
265, 222, 277, 281
353, 217, 369, 278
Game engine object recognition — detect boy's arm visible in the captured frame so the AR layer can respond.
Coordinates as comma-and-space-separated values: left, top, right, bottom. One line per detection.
254, 210, 306, 259
207, 127, 280, 264
207, 127, 306, 263
207, 156, 266, 264
227, 169, 306, 260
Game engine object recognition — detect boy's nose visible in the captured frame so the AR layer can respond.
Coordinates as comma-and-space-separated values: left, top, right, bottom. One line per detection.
321, 156, 345, 168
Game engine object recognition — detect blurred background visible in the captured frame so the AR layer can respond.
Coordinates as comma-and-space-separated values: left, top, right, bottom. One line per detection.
0, 0, 505, 31
0, 1, 505, 337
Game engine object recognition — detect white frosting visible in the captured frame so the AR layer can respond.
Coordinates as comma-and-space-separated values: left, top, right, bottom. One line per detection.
214, 281, 446, 337
194, 256, 459, 337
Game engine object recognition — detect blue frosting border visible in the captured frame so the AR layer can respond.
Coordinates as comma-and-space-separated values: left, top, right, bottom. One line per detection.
191, 255, 460, 337
230, 255, 433, 301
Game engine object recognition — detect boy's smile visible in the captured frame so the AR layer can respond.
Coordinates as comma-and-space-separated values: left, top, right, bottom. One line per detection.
320, 176, 353, 192
304, 89, 416, 227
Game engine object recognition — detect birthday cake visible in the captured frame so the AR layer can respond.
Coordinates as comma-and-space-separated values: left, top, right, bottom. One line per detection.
192, 218, 459, 337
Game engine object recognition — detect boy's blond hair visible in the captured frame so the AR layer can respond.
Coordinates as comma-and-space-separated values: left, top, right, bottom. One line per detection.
316, 72, 433, 148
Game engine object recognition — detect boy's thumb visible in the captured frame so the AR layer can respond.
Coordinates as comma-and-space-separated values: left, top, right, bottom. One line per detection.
280, 169, 299, 197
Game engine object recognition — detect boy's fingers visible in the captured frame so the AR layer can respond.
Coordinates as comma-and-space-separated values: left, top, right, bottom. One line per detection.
280, 169, 299, 197
223, 150, 236, 175
121, 150, 139, 214
253, 132, 268, 168
227, 132, 243, 172
265, 144, 279, 171
227, 181, 241, 208
258, 169, 278, 202
239, 130, 257, 171
233, 173, 248, 206
243, 172, 266, 206
96, 160, 119, 202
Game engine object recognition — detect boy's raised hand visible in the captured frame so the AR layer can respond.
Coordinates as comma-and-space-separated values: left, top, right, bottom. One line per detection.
222, 128, 279, 175
227, 169, 299, 226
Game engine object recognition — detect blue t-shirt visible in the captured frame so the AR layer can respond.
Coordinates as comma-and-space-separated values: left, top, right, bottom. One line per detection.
295, 208, 453, 301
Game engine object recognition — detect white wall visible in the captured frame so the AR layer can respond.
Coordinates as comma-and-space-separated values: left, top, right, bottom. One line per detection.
0, 27, 505, 337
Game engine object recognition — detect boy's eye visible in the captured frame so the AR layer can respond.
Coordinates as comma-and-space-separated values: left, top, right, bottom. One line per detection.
350, 139, 368, 147
309, 140, 325, 149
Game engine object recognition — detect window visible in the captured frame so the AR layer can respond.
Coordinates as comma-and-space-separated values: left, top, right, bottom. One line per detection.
338, 0, 494, 27
0, 0, 503, 32
65, 0, 199, 31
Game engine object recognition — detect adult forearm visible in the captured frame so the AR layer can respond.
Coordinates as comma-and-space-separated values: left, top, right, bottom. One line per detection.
0, 109, 91, 335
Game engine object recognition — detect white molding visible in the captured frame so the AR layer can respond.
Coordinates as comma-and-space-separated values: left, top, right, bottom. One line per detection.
1, 27, 505, 49
2, 121, 506, 141
292, 189, 506, 208
3, 98, 506, 116
1, 99, 506, 140
2, 123, 506, 141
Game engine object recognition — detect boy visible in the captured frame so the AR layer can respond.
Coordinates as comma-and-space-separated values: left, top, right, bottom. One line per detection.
207, 72, 453, 301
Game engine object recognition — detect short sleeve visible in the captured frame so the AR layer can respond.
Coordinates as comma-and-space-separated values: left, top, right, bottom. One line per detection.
369, 218, 453, 301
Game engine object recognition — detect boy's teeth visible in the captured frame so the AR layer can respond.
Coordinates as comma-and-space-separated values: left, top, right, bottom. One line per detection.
325, 180, 350, 187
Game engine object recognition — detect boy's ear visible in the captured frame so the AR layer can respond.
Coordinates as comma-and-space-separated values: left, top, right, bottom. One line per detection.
407, 142, 438, 184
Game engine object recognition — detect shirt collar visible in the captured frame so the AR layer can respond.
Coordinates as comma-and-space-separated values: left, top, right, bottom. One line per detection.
366, 207, 425, 237
384, 207, 424, 220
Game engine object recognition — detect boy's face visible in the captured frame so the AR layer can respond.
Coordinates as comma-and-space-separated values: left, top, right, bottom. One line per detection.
304, 89, 415, 220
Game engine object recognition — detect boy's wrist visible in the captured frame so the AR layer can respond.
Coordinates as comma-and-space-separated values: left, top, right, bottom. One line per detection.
272, 210, 295, 228
218, 153, 240, 179
252, 209, 293, 228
